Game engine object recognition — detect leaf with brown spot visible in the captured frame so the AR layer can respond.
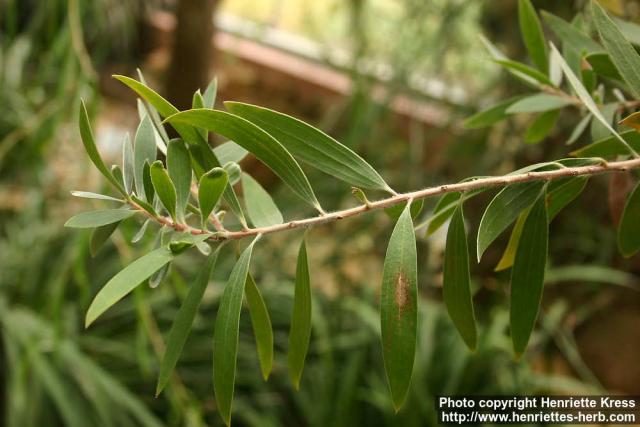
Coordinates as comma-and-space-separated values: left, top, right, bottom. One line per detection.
380, 203, 417, 411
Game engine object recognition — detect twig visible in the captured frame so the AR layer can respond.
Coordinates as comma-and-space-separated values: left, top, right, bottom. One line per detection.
127, 157, 640, 242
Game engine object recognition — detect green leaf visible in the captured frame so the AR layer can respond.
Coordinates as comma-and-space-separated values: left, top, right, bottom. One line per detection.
167, 138, 192, 222
495, 209, 529, 272
385, 198, 424, 221
541, 11, 603, 54
443, 205, 477, 350
150, 161, 177, 221
566, 114, 592, 145
223, 161, 241, 185
86, 247, 174, 327
198, 168, 228, 229
525, 109, 560, 144
213, 238, 258, 426
494, 59, 553, 86
134, 116, 157, 200
547, 176, 588, 220
225, 102, 391, 192
571, 129, 640, 157
288, 238, 312, 390
593, 2, 640, 98
480, 35, 539, 87
123, 134, 134, 194
477, 181, 545, 261
192, 91, 207, 140
79, 100, 126, 195
506, 93, 573, 113
70, 191, 123, 202
203, 77, 218, 108
510, 192, 548, 356
463, 97, 522, 129
585, 52, 623, 80
242, 173, 284, 228
65, 209, 136, 228
590, 103, 617, 141
518, 0, 548, 71
380, 204, 417, 411
214, 141, 248, 164
90, 221, 120, 257
142, 161, 155, 203
426, 192, 461, 236
550, 43, 638, 157
245, 273, 273, 380
618, 181, 640, 257
167, 109, 323, 211
132, 194, 157, 217
156, 247, 220, 395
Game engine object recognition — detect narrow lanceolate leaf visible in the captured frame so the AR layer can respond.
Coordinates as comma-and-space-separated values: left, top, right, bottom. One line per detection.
167, 139, 192, 222
245, 274, 273, 381
494, 59, 553, 86
134, 116, 157, 200
618, 182, 640, 257
123, 134, 134, 194
288, 238, 312, 390
70, 191, 123, 202
525, 109, 560, 144
86, 247, 174, 327
150, 161, 177, 221
585, 52, 623, 80
203, 77, 218, 108
198, 168, 228, 229
443, 205, 477, 350
143, 161, 155, 203
495, 209, 529, 272
79, 101, 126, 195
65, 209, 135, 228
518, 0, 548, 71
477, 181, 545, 261
380, 204, 417, 411
570, 129, 640, 157
156, 247, 220, 396
593, 2, 640, 98
550, 43, 639, 157
541, 11, 603, 54
90, 221, 120, 257
214, 238, 258, 426
506, 93, 573, 113
214, 141, 248, 164
463, 97, 522, 129
242, 173, 284, 228
166, 109, 323, 211
225, 102, 391, 192
510, 192, 548, 356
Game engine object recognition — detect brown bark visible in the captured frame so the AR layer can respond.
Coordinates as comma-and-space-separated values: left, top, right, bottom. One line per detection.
166, 0, 219, 110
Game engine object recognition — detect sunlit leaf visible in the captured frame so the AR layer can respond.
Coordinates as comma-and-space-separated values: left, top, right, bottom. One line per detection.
443, 205, 477, 350
380, 204, 417, 411
551, 43, 638, 156
166, 109, 323, 211
510, 192, 548, 356
70, 191, 123, 202
156, 246, 220, 395
203, 77, 218, 108
494, 59, 553, 86
213, 237, 258, 426
245, 273, 273, 380
122, 134, 134, 194
225, 102, 391, 192
618, 181, 640, 257
198, 167, 228, 229
65, 209, 135, 228
85, 247, 174, 327
477, 181, 545, 261
79, 100, 126, 195
150, 161, 177, 221
518, 0, 548, 71
495, 209, 529, 272
167, 138, 191, 222
242, 173, 284, 228
593, 2, 640, 98
506, 93, 573, 113
288, 238, 312, 390
134, 116, 157, 200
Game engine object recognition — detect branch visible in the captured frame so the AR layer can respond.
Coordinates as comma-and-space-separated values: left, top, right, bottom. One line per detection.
130, 157, 640, 242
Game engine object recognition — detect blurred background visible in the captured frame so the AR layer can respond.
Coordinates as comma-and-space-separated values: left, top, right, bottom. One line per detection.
2, 0, 640, 426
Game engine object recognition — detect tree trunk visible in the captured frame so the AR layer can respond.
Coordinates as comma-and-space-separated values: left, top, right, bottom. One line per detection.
166, 0, 219, 110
